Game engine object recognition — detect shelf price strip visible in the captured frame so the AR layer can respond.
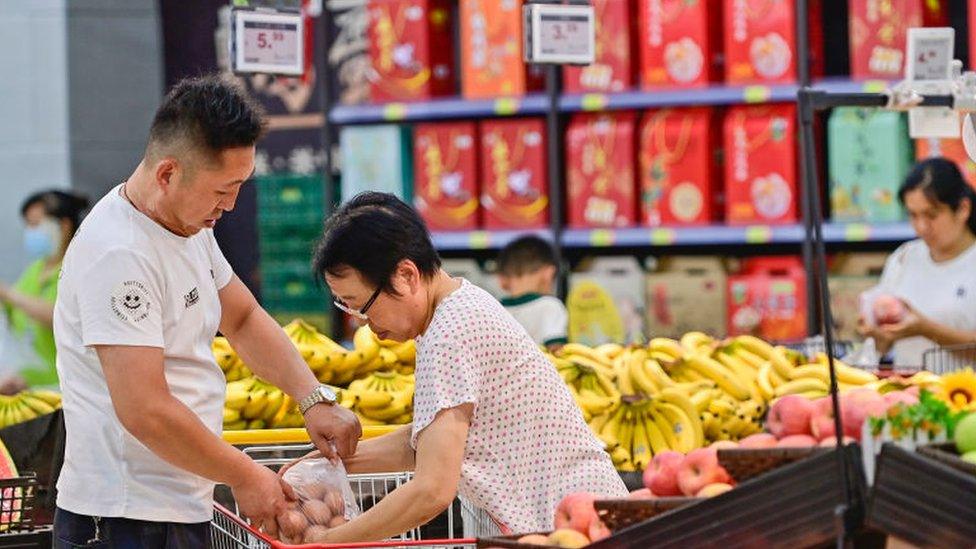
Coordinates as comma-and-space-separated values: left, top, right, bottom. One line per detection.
382, 103, 407, 121
649, 228, 676, 246
589, 229, 615, 247
744, 225, 773, 244
493, 98, 521, 116
843, 223, 872, 242
743, 86, 772, 104
467, 231, 492, 249
580, 94, 609, 112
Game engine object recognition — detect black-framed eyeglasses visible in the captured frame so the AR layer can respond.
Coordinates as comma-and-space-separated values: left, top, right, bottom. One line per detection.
333, 286, 382, 321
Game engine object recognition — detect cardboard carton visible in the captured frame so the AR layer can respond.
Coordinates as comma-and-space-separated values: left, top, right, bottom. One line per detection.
646, 257, 727, 338
569, 257, 646, 345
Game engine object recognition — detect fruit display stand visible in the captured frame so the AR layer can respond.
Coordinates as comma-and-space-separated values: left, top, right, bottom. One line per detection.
867, 443, 976, 548
591, 445, 867, 548
222, 425, 401, 446
592, 497, 702, 533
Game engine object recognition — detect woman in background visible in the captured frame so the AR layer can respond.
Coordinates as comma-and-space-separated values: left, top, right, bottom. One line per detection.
0, 190, 88, 392
859, 158, 976, 365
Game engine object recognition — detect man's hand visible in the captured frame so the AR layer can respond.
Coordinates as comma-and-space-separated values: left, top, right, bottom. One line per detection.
231, 462, 296, 531
304, 404, 362, 460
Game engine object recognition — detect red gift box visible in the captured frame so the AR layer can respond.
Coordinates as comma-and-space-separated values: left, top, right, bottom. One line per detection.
723, 0, 823, 85
727, 257, 807, 341
367, 0, 455, 102
638, 0, 723, 89
639, 107, 722, 226
479, 119, 549, 229
564, 0, 636, 93
566, 112, 638, 228
460, 0, 544, 99
413, 122, 480, 231
724, 104, 798, 225
849, 0, 947, 80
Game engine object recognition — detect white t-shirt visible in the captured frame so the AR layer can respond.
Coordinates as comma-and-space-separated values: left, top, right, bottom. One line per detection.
54, 185, 233, 523
411, 279, 627, 534
500, 294, 568, 347
878, 239, 976, 366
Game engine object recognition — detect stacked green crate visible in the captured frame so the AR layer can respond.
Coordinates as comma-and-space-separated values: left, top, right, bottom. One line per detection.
828, 108, 914, 223
257, 174, 330, 332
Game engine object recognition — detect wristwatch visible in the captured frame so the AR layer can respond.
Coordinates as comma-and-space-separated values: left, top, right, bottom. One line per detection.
298, 385, 338, 415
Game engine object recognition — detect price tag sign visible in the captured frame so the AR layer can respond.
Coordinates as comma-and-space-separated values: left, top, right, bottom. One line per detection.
382, 103, 407, 121
844, 224, 872, 242
744, 226, 773, 244
231, 9, 304, 76
523, 4, 595, 65
589, 229, 615, 247
650, 228, 676, 246
468, 231, 491, 249
580, 94, 608, 111
494, 98, 521, 116
743, 85, 771, 104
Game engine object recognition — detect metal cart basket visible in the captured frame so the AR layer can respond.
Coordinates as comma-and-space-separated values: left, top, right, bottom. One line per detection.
211, 444, 498, 549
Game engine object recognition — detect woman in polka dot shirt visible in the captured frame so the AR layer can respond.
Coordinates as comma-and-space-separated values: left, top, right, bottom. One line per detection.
299, 192, 627, 542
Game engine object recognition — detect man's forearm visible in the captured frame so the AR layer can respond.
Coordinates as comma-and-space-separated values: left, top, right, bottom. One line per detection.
123, 395, 256, 488
227, 307, 319, 401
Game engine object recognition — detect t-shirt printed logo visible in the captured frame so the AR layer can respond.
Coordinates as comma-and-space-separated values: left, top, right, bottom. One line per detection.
184, 287, 200, 308
111, 280, 151, 323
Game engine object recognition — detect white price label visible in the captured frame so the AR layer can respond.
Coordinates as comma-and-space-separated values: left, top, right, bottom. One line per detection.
232, 9, 304, 76
524, 4, 595, 65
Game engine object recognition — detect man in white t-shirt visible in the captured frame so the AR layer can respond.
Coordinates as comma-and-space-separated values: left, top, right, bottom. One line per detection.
52, 76, 361, 548
496, 235, 568, 350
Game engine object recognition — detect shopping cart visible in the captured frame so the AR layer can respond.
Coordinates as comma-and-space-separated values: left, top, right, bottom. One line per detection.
211, 444, 496, 549
922, 342, 976, 375
0, 473, 52, 548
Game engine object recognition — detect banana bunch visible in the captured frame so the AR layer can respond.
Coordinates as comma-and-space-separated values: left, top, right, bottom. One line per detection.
0, 390, 62, 429
224, 377, 303, 430
551, 344, 621, 421
343, 371, 414, 426
590, 389, 705, 471
723, 336, 879, 405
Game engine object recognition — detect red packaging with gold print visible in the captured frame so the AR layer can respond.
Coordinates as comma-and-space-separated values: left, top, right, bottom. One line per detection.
460, 0, 544, 99
723, 0, 823, 85
566, 112, 638, 228
413, 122, 480, 231
848, 0, 947, 80
480, 119, 549, 229
367, 0, 455, 102
564, 0, 636, 93
640, 107, 721, 226
638, 0, 723, 89
724, 104, 798, 225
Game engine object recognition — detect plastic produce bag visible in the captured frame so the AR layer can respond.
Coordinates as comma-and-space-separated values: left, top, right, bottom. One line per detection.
273, 458, 361, 544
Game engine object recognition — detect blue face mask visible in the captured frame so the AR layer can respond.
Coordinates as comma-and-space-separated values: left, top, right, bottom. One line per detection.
23, 219, 59, 260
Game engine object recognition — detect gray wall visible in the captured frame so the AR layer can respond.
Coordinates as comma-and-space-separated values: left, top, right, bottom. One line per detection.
67, 0, 162, 201
0, 0, 70, 283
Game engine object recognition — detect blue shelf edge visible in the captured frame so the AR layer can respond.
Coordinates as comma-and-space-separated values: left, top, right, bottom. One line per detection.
559, 222, 914, 248
330, 78, 894, 124
431, 228, 554, 251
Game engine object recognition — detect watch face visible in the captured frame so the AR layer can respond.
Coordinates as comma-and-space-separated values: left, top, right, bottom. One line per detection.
318, 385, 337, 402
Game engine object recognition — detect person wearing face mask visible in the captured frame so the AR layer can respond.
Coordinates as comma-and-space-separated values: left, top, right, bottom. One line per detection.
858, 158, 976, 365
0, 190, 89, 393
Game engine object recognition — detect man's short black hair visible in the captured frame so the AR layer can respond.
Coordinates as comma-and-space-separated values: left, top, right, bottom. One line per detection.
313, 192, 442, 293
147, 75, 265, 162
497, 235, 558, 276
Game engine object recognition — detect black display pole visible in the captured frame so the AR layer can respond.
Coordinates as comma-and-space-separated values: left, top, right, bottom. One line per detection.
316, 6, 342, 340
794, 0, 820, 336
545, 63, 567, 300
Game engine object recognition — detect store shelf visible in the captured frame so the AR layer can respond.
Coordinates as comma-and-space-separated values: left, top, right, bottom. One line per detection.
560, 222, 914, 248
430, 228, 554, 251
329, 79, 892, 125
330, 94, 549, 125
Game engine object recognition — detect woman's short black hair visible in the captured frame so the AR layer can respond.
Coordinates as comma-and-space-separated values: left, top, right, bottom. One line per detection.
20, 190, 90, 237
313, 192, 441, 292
900, 157, 976, 235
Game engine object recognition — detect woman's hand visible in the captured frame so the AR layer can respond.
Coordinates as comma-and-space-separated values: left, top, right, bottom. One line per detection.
277, 450, 322, 479
878, 300, 930, 340
857, 315, 895, 354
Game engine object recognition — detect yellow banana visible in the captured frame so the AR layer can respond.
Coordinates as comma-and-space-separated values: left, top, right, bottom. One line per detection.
260, 389, 285, 422
629, 359, 659, 396
595, 343, 625, 361
658, 388, 704, 449
390, 339, 416, 363
19, 395, 56, 416
241, 388, 269, 420
756, 363, 775, 402
614, 356, 637, 396
630, 419, 654, 470
815, 354, 878, 385
357, 391, 395, 410
644, 359, 677, 389
734, 335, 775, 360
769, 347, 795, 381
774, 378, 829, 398
560, 343, 613, 368
648, 338, 685, 360
684, 354, 751, 400
714, 351, 757, 386
642, 414, 671, 457
645, 407, 678, 451
224, 419, 247, 431
353, 325, 381, 363
789, 365, 831, 385
222, 407, 241, 423
652, 400, 699, 453
680, 331, 714, 353
27, 390, 62, 408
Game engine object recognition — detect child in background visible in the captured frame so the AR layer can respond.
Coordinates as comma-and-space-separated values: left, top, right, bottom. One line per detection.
497, 235, 568, 350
